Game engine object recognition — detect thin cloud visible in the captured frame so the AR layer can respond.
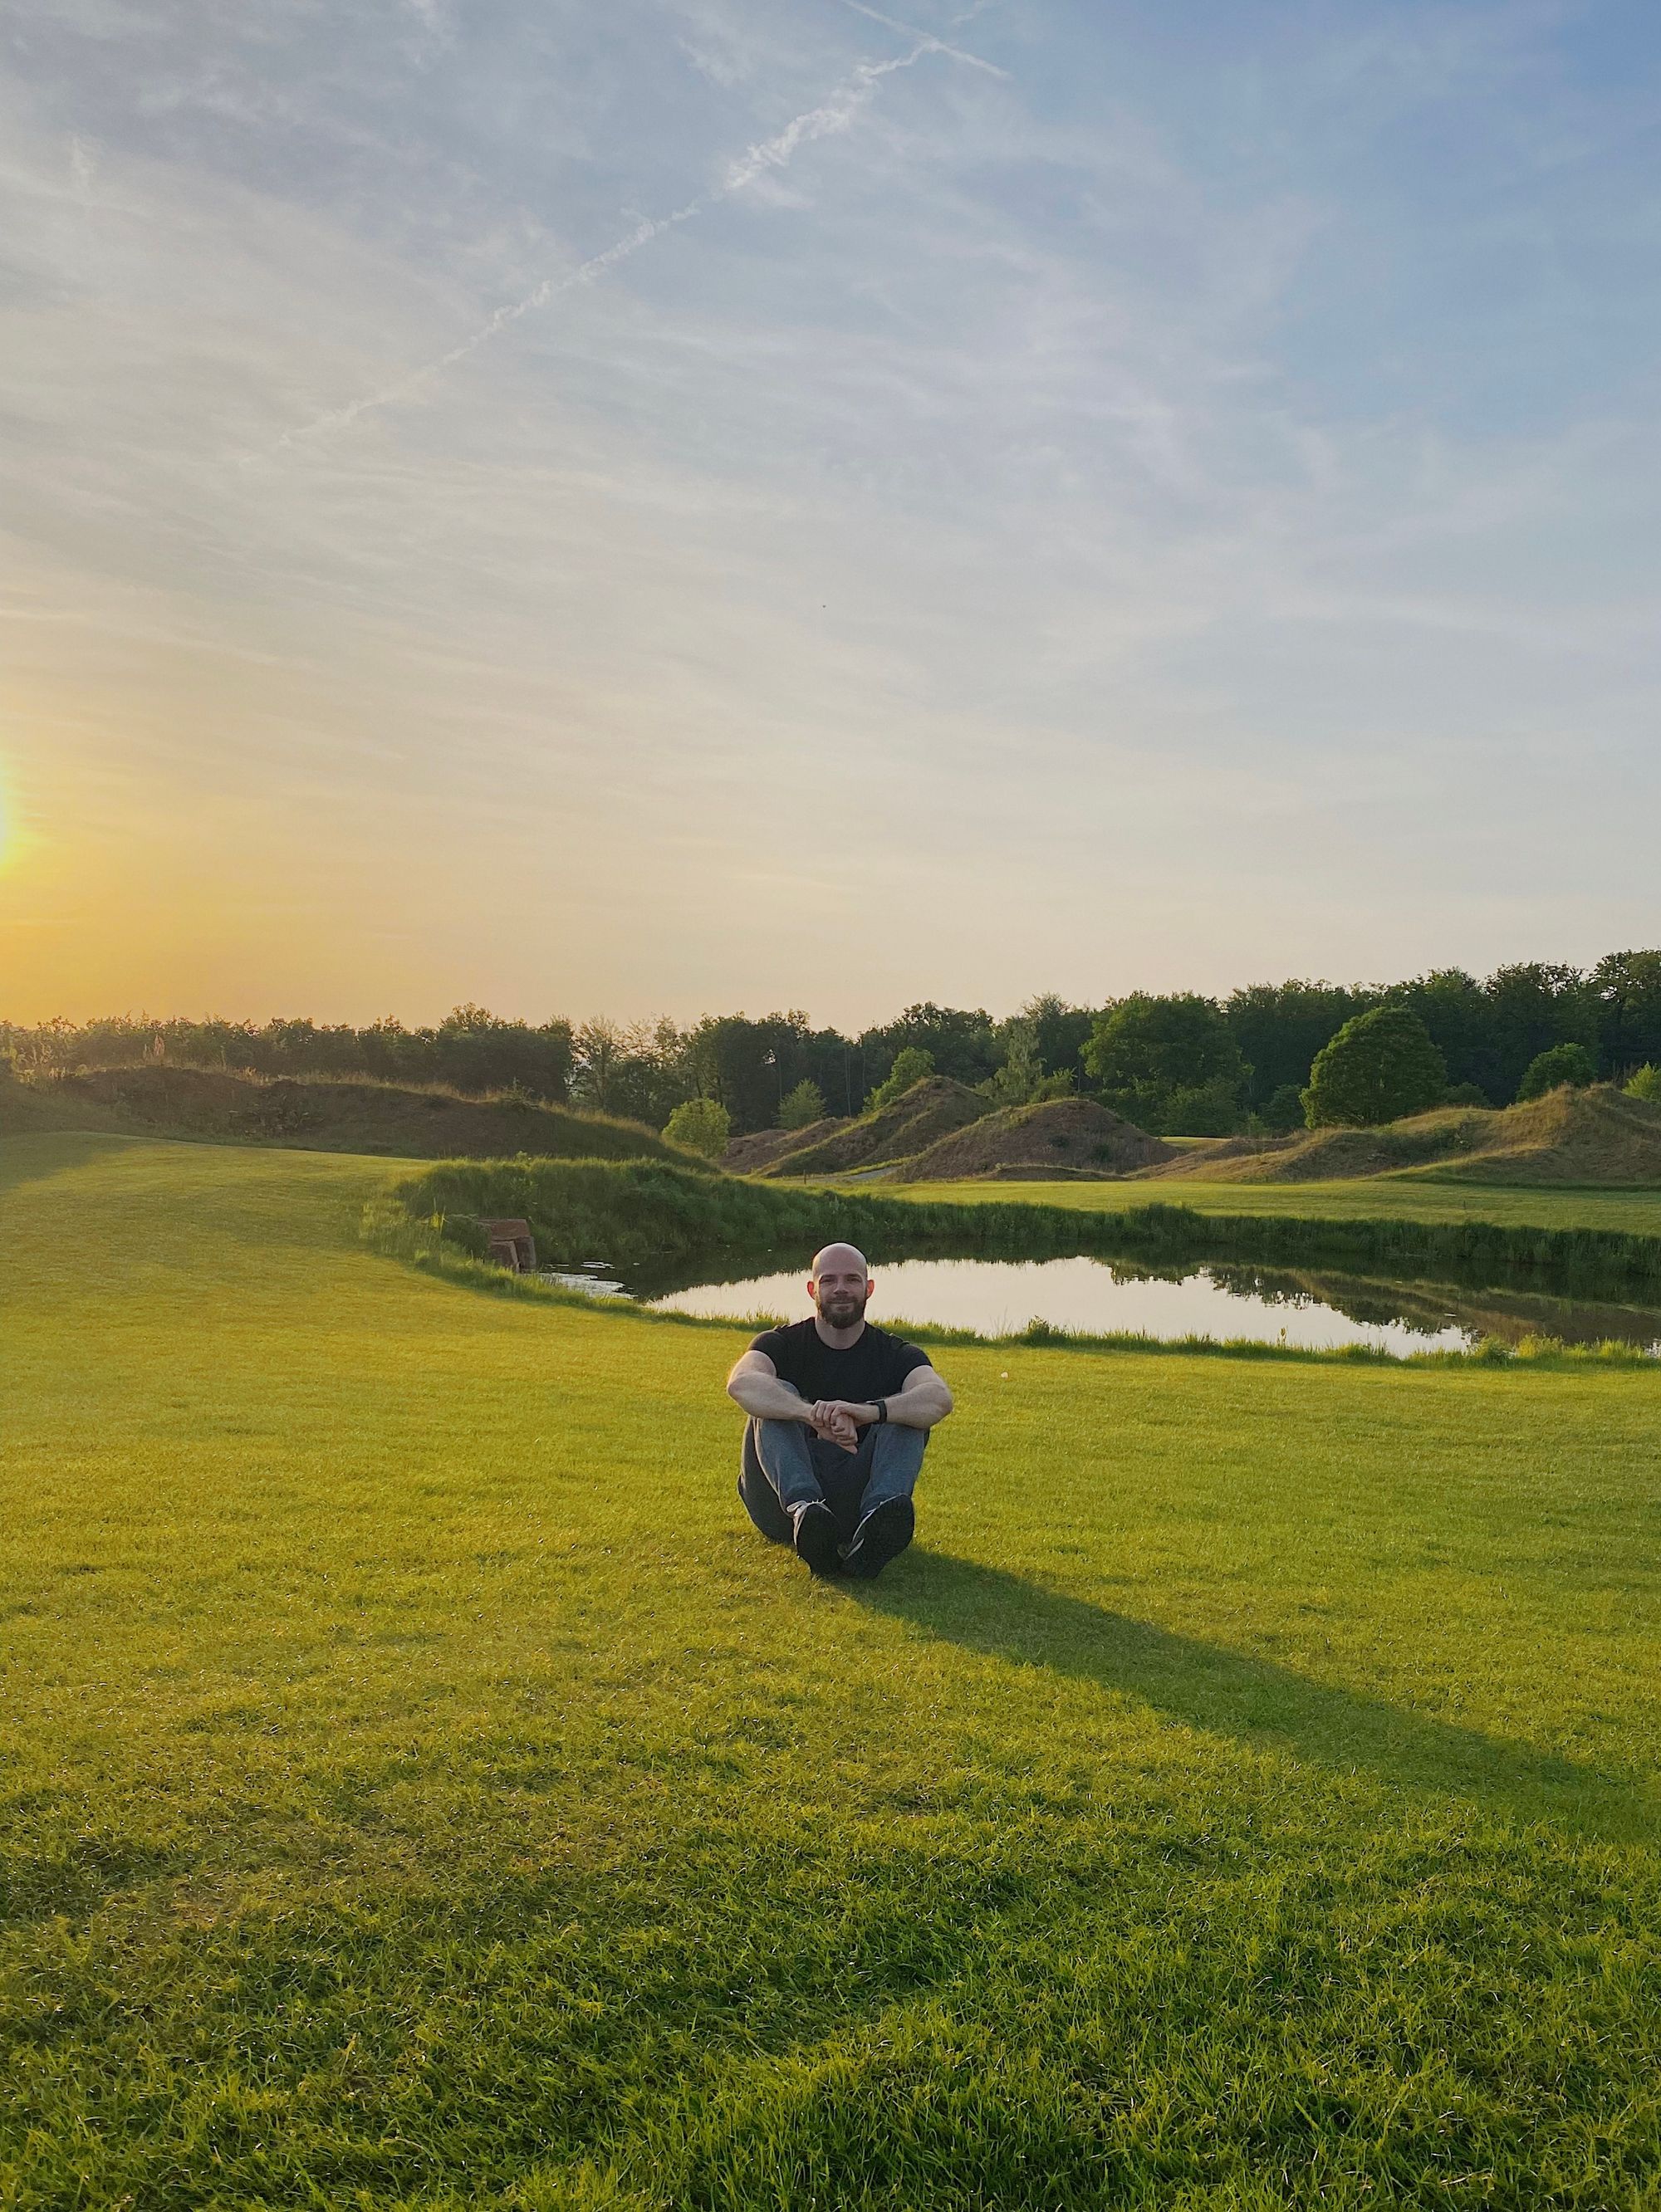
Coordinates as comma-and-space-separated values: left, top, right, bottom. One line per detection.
277, 33, 976, 448
836, 1, 1008, 79
276, 203, 703, 444
720, 41, 933, 192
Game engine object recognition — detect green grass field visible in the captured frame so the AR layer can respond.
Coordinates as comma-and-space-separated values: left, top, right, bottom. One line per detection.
881, 1173, 1661, 1236
4, 1133, 1661, 2209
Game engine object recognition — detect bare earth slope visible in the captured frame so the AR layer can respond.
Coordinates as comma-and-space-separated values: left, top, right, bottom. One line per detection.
722, 1118, 850, 1173
756, 1076, 992, 1178
894, 1097, 1175, 1182
0, 1064, 687, 1163
1141, 1084, 1661, 1187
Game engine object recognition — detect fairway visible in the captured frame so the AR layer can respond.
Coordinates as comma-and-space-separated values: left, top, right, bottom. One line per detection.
878, 1173, 1661, 1237
5, 1134, 1661, 2208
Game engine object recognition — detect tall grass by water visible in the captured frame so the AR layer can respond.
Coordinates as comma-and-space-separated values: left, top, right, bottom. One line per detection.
384, 1155, 1661, 1304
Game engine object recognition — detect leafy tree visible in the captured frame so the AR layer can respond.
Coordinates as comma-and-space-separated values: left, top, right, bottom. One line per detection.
983, 997, 1090, 1105
860, 1004, 995, 1092
1625, 1064, 1661, 1102
571, 1017, 629, 1112
664, 1097, 730, 1158
1084, 994, 1247, 1131
1516, 1042, 1596, 1101
778, 1079, 826, 1130
428, 1007, 573, 1099
982, 1021, 1043, 1106
1302, 1007, 1447, 1127
689, 1011, 820, 1135
1017, 994, 1095, 1089
865, 1046, 934, 1111
1482, 963, 1597, 1102
1442, 1083, 1491, 1108
603, 1018, 695, 1130
1224, 981, 1376, 1108
1163, 1076, 1246, 1136
1591, 950, 1661, 1077
798, 1025, 864, 1118
1389, 970, 1498, 1100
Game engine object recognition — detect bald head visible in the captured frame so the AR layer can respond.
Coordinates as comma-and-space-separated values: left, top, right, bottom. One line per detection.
811, 1241, 869, 1281
807, 1242, 873, 1334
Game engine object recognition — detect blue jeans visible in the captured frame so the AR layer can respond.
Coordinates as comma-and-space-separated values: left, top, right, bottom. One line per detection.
739, 1406, 928, 1546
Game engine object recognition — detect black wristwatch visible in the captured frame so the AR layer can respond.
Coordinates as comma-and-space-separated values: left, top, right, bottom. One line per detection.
871, 1398, 889, 1425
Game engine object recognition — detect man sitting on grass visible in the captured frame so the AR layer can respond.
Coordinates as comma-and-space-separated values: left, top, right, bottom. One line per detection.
725, 1241, 953, 1578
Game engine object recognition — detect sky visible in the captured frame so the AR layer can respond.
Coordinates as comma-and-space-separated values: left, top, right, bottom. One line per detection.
2, 0, 1659, 1030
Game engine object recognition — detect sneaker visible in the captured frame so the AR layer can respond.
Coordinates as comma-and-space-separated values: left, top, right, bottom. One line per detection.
790, 1500, 844, 1578
842, 1495, 914, 1580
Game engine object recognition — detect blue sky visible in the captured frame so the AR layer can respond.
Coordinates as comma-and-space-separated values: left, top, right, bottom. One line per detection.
2, 0, 1659, 1025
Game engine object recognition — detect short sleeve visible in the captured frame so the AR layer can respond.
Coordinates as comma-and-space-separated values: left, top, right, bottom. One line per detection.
748, 1329, 785, 1360
889, 1342, 932, 1387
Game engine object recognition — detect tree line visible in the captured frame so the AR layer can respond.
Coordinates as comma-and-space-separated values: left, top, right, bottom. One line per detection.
7, 950, 1661, 1138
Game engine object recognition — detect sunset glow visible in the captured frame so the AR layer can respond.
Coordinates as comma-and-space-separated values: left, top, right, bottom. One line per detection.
4, 4, 1660, 1026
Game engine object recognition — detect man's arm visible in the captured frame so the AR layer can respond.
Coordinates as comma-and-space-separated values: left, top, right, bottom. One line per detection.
726, 1348, 818, 1425
825, 1363, 954, 1435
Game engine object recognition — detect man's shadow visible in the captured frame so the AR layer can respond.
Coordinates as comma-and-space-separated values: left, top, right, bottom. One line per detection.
850, 1551, 1654, 1844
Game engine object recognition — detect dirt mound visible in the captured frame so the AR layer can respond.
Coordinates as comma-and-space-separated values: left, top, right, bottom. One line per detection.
1141, 1084, 1661, 1187
6, 1064, 693, 1164
756, 1076, 992, 1178
0, 1068, 134, 1138
723, 1118, 850, 1173
893, 1097, 1175, 1182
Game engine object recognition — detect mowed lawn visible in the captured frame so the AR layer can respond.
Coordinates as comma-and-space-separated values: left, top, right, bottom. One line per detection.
879, 1173, 1661, 1236
3, 1137, 1661, 2210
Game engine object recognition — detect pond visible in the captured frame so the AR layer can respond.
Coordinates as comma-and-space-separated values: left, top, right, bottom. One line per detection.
540, 1253, 1661, 1357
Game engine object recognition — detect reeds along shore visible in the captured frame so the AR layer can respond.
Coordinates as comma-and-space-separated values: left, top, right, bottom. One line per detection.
382, 1157, 1661, 1294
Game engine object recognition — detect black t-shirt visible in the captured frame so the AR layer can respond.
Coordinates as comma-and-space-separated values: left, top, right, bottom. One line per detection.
749, 1318, 930, 1407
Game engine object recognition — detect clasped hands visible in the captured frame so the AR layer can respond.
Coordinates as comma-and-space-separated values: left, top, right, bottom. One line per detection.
806, 1398, 876, 1452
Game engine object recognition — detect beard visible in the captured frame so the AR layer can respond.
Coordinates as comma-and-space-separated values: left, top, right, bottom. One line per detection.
816, 1288, 869, 1327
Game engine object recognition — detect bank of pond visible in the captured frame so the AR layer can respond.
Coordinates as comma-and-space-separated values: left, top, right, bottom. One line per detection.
538, 1250, 1661, 1358
365, 1157, 1661, 1360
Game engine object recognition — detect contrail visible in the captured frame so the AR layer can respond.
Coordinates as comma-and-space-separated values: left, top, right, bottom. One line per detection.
836, 1, 1008, 77
721, 42, 937, 193
277, 28, 989, 448
279, 203, 704, 444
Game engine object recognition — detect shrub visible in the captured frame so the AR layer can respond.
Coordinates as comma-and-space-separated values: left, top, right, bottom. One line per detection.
777, 1079, 826, 1131
865, 1046, 934, 1111
1442, 1083, 1491, 1108
1625, 1063, 1661, 1102
1302, 1007, 1447, 1128
1160, 1075, 1245, 1136
1516, 1042, 1596, 1101
1261, 1084, 1306, 1133
664, 1097, 731, 1159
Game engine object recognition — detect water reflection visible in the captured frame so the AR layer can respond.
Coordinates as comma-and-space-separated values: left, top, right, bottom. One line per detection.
537, 1251, 1661, 1355
645, 1255, 1466, 1353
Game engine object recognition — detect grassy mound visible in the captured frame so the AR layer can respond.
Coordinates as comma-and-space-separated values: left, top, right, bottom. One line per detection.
754, 1076, 992, 1179
1, 1061, 689, 1164
722, 1117, 850, 1173
894, 1097, 1175, 1182
1147, 1084, 1661, 1187
6, 1134, 1661, 2207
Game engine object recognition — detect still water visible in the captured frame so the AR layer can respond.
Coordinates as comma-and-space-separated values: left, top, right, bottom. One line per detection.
541, 1254, 1661, 1356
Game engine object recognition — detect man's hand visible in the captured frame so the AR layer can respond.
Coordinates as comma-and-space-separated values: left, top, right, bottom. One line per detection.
809, 1399, 876, 1451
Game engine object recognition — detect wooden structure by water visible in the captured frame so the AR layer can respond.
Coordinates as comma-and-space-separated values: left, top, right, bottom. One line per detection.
482, 1217, 537, 1272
